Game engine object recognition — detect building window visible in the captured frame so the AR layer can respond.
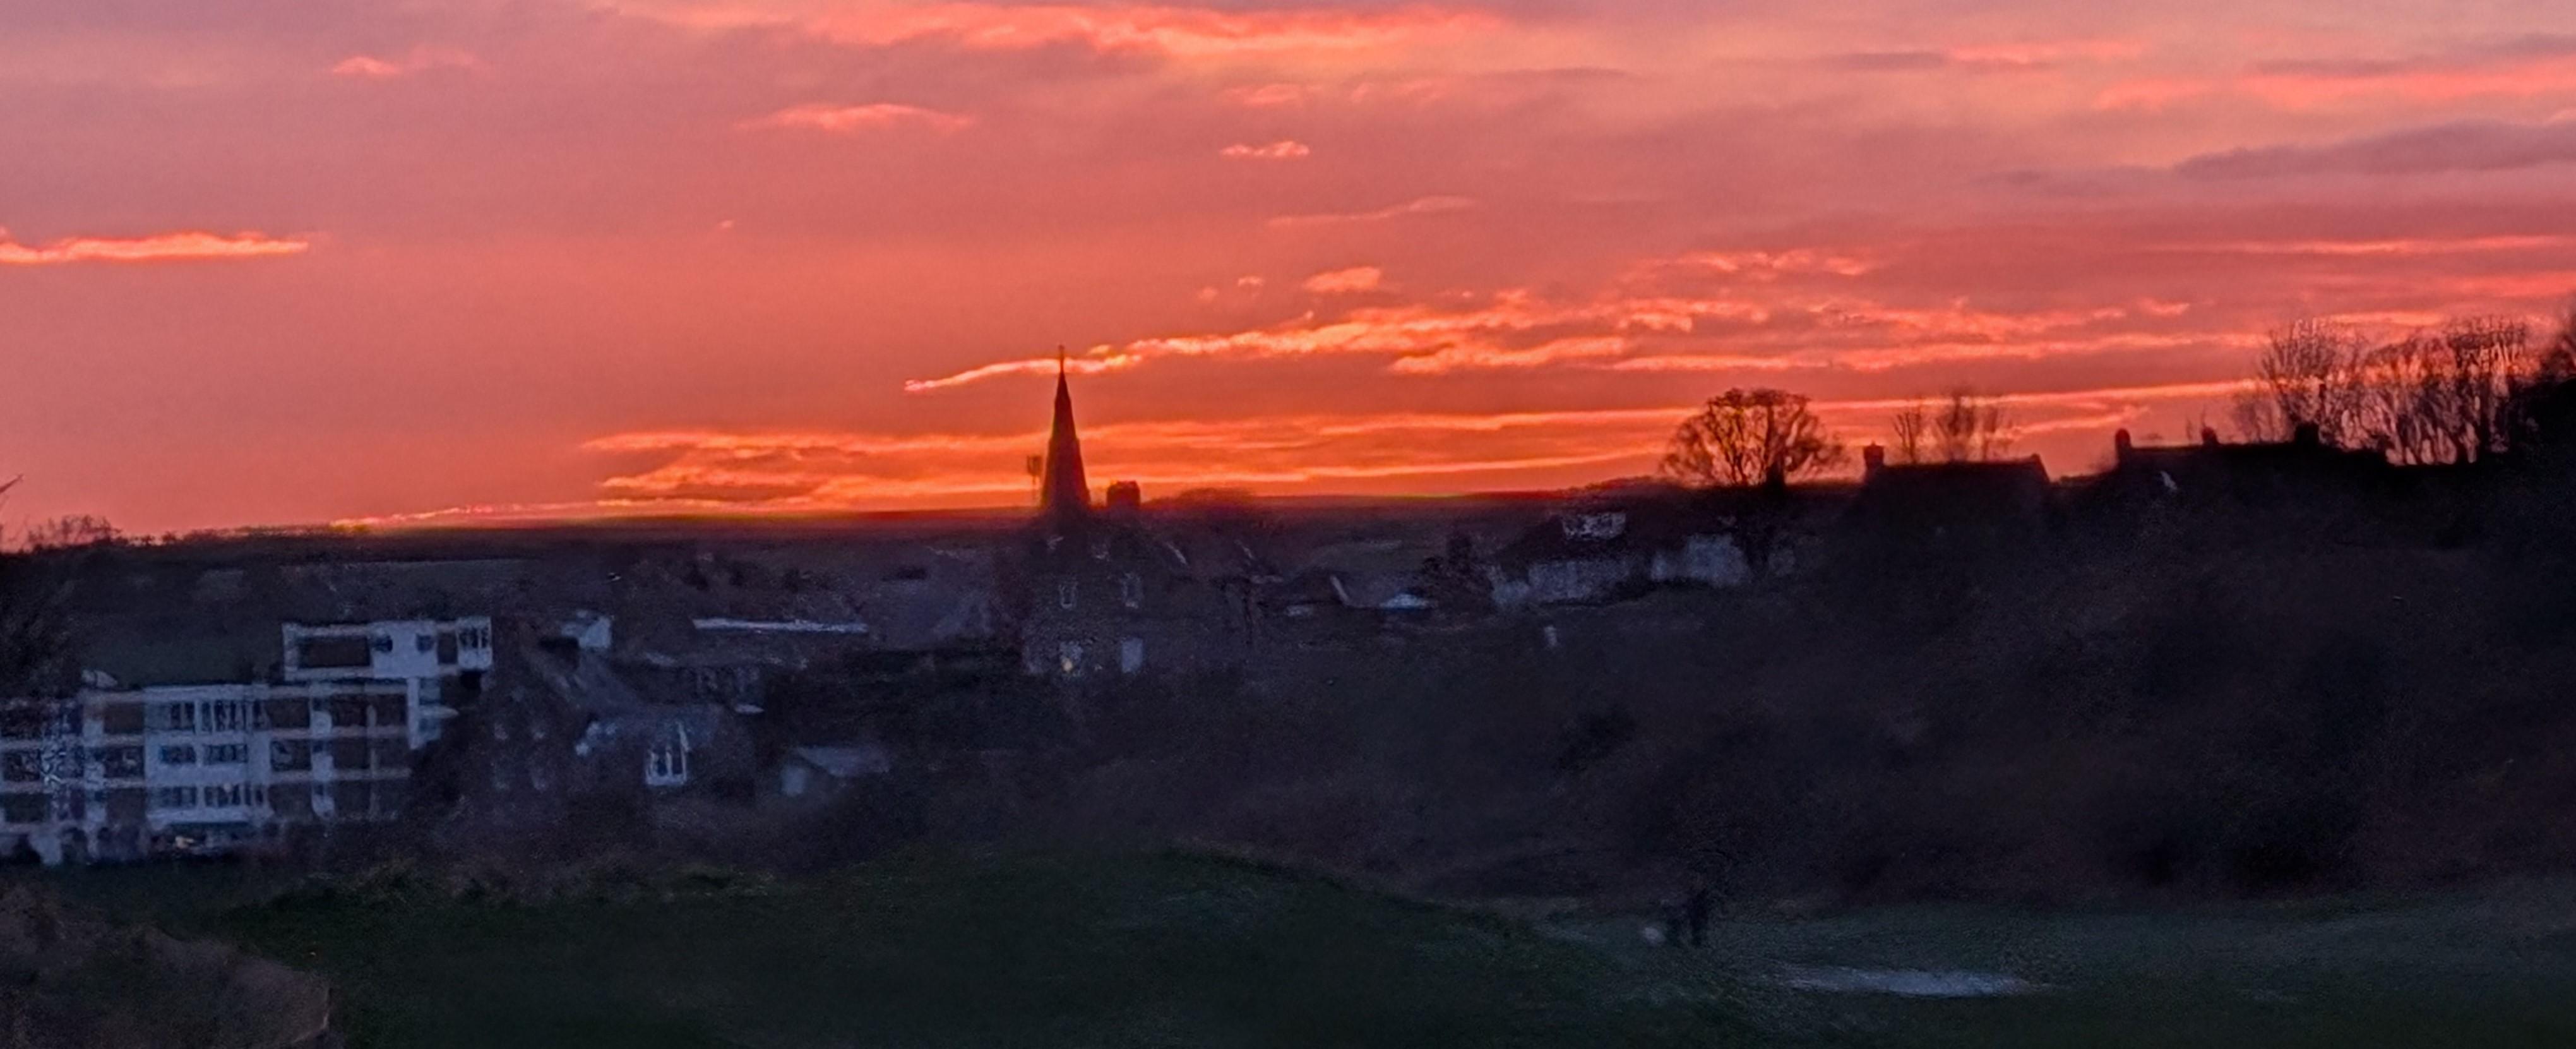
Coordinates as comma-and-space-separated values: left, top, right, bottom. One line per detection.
646, 725, 692, 788
270, 740, 312, 772
153, 703, 198, 732
1058, 580, 1077, 609
295, 635, 373, 670
1120, 572, 1142, 609
371, 633, 394, 654
203, 784, 245, 807
1119, 637, 1145, 675
458, 625, 492, 650
151, 786, 198, 810
158, 745, 197, 765
95, 746, 143, 779
203, 743, 246, 764
209, 701, 244, 731
1058, 641, 1085, 676
415, 634, 437, 654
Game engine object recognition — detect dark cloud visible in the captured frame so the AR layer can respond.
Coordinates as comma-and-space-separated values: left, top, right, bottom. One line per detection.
2178, 118, 2576, 179
1823, 51, 1954, 72
2251, 32, 2576, 78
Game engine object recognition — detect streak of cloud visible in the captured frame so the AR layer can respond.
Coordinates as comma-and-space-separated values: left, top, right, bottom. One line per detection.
1267, 195, 1477, 228
329, 47, 479, 79
1301, 266, 1383, 294
1220, 140, 1311, 160
737, 102, 975, 134
0, 228, 311, 267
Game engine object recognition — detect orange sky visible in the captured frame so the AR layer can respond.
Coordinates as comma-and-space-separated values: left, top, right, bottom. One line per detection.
4, 0, 2575, 533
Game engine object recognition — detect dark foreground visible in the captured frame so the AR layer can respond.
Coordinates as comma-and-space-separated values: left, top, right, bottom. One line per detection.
33, 851, 2576, 1048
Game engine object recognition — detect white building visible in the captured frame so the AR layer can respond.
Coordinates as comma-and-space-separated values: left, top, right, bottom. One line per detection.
281, 617, 493, 747
0, 617, 492, 865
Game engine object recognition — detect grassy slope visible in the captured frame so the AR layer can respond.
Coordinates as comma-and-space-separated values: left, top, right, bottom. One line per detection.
192, 852, 1760, 1049
29, 854, 2576, 1048
1571, 882, 2576, 1049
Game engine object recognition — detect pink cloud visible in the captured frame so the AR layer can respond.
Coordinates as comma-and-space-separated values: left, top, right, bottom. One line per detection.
2100, 40, 2576, 111
2094, 77, 2221, 111
737, 103, 975, 134
2159, 234, 2576, 258
0, 228, 310, 267
643, 3, 1496, 59
329, 47, 479, 79
1301, 266, 1383, 294
1220, 140, 1312, 161
1947, 37, 2145, 68
1267, 195, 1476, 228
1637, 249, 1880, 280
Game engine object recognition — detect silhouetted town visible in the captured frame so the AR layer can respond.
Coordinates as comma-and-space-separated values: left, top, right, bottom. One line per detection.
9, 328, 2575, 875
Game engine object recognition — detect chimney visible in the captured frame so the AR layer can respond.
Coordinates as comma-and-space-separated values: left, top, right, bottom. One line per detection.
2292, 421, 2321, 448
2113, 428, 2133, 464
2201, 426, 2221, 448
1861, 443, 1886, 476
1106, 481, 1142, 516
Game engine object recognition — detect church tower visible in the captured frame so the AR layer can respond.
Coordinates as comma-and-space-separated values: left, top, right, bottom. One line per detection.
1039, 352, 1090, 522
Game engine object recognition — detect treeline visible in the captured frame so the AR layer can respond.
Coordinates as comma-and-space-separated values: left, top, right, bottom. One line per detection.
1656, 303, 2576, 492
2236, 309, 2576, 464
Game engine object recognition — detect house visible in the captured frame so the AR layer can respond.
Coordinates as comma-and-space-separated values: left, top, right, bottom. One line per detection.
1488, 500, 1752, 608
1013, 366, 1249, 680
0, 616, 490, 865
2098, 424, 2390, 508
773, 743, 895, 805
1260, 568, 1351, 622
438, 616, 755, 837
523, 628, 751, 796
1844, 445, 2052, 546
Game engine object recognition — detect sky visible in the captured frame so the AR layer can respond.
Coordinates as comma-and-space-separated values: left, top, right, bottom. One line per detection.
4, 0, 2575, 534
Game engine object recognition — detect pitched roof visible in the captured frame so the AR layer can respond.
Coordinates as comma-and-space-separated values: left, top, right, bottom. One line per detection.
789, 744, 893, 779
1850, 457, 2051, 526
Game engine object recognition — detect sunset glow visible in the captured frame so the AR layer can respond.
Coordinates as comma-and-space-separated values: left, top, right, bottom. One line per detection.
4, 0, 2574, 532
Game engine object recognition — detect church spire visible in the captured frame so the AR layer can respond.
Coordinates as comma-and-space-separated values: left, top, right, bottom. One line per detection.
1039, 348, 1090, 519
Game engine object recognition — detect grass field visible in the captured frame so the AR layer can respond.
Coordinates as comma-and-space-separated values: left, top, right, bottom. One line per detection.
27, 853, 2576, 1048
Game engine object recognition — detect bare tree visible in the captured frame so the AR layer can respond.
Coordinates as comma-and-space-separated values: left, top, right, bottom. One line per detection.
2355, 333, 2448, 464
1932, 389, 2012, 463
2553, 301, 2576, 373
1889, 401, 1931, 465
2437, 316, 2533, 463
20, 515, 119, 551
2231, 393, 2289, 443
1661, 388, 1844, 488
0, 483, 81, 698
2240, 315, 2537, 462
2241, 320, 2373, 447
2502, 302, 2576, 456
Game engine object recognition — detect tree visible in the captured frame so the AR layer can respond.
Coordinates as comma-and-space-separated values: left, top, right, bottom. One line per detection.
20, 515, 119, 551
2435, 316, 2534, 463
2239, 315, 2536, 462
0, 562, 78, 701
1660, 388, 1844, 488
2503, 301, 2576, 457
2239, 320, 2372, 446
1889, 401, 1931, 465
1932, 389, 2012, 463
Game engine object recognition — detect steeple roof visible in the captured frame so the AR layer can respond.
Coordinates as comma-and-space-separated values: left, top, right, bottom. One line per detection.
1040, 352, 1090, 520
